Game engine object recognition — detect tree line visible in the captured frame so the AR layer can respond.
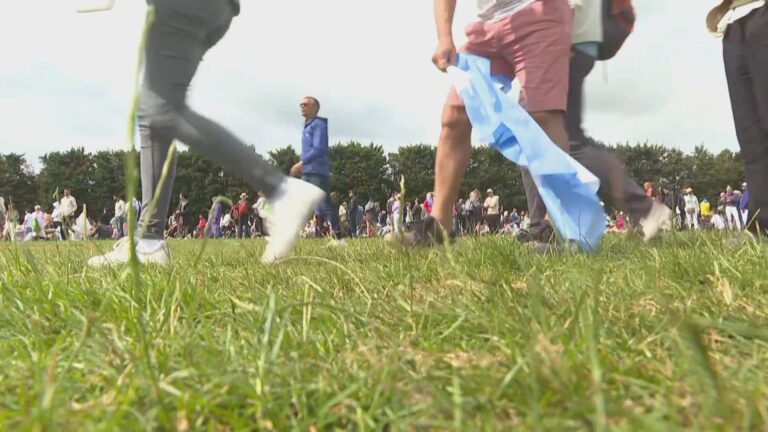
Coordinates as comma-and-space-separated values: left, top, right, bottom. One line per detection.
0, 141, 744, 220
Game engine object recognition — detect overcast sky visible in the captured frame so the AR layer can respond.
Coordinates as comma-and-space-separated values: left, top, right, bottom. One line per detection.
0, 1, 733, 170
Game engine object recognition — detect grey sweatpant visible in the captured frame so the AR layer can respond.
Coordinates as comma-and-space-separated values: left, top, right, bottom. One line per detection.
522, 49, 653, 238
138, 0, 284, 239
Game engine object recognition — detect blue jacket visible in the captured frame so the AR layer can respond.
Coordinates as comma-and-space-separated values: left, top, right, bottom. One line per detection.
302, 117, 330, 176
740, 189, 749, 210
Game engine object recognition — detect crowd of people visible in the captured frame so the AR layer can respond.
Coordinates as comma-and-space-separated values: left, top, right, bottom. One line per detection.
636, 181, 752, 232
0, 190, 142, 242
8, 0, 760, 265
3, 177, 751, 244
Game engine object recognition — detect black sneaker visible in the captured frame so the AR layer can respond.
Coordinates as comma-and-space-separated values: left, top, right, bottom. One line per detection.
385, 216, 454, 247
515, 224, 555, 244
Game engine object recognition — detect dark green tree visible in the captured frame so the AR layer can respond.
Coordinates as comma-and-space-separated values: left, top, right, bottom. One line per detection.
268, 146, 301, 175
90, 150, 128, 215
462, 146, 526, 211
329, 141, 389, 204
0, 153, 38, 215
36, 148, 94, 215
388, 144, 436, 203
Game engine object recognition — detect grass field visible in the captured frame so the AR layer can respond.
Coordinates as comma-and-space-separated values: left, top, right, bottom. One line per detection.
1, 233, 767, 431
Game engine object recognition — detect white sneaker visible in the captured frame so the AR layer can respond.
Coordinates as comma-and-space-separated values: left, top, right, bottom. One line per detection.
638, 202, 673, 242
87, 238, 170, 267
261, 177, 326, 264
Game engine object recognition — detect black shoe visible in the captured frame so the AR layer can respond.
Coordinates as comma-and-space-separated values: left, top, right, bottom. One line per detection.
385, 216, 454, 247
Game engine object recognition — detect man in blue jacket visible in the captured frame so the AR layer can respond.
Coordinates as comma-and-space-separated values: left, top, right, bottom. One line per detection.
291, 97, 342, 242
740, 182, 750, 227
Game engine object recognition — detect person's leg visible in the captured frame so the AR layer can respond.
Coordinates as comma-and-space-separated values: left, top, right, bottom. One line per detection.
302, 174, 340, 239
61, 216, 72, 240
566, 49, 591, 144
504, 0, 573, 242
138, 0, 285, 240
724, 8, 768, 234
526, 47, 662, 242
59, 218, 67, 240
727, 206, 739, 230
570, 144, 654, 223
520, 169, 552, 239
432, 104, 473, 231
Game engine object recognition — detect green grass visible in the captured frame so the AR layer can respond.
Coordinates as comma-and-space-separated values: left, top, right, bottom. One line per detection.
1, 233, 767, 431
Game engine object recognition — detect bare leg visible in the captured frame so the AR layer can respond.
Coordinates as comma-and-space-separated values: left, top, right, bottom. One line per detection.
431, 104, 473, 230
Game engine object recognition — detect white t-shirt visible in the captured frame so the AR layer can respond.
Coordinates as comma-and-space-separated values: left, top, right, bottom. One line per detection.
254, 197, 267, 217
571, 0, 603, 44
60, 195, 77, 217
115, 200, 126, 218
484, 195, 500, 214
476, 0, 535, 21
711, 214, 726, 230
717, 1, 765, 34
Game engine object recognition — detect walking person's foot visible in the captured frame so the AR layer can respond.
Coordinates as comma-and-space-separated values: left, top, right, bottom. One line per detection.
514, 224, 555, 244
637, 202, 673, 242
261, 177, 326, 264
87, 238, 170, 267
384, 216, 454, 247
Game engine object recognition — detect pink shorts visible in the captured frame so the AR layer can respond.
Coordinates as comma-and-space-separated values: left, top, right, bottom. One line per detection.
447, 0, 573, 113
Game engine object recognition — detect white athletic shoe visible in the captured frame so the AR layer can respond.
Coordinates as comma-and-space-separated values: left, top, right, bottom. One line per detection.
87, 237, 170, 267
261, 177, 326, 264
638, 202, 673, 242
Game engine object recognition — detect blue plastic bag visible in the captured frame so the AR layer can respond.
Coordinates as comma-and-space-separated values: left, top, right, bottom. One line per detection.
447, 53, 605, 250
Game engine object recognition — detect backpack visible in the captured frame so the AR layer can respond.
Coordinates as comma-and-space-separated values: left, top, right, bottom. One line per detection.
238, 201, 248, 218
231, 201, 247, 220
598, 0, 636, 61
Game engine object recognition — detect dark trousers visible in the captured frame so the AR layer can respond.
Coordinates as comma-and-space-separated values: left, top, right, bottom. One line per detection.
348, 211, 358, 237
53, 222, 63, 239
137, 0, 284, 239
301, 174, 341, 239
485, 213, 500, 233
724, 6, 768, 233
522, 49, 653, 238
62, 215, 74, 239
237, 217, 249, 238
